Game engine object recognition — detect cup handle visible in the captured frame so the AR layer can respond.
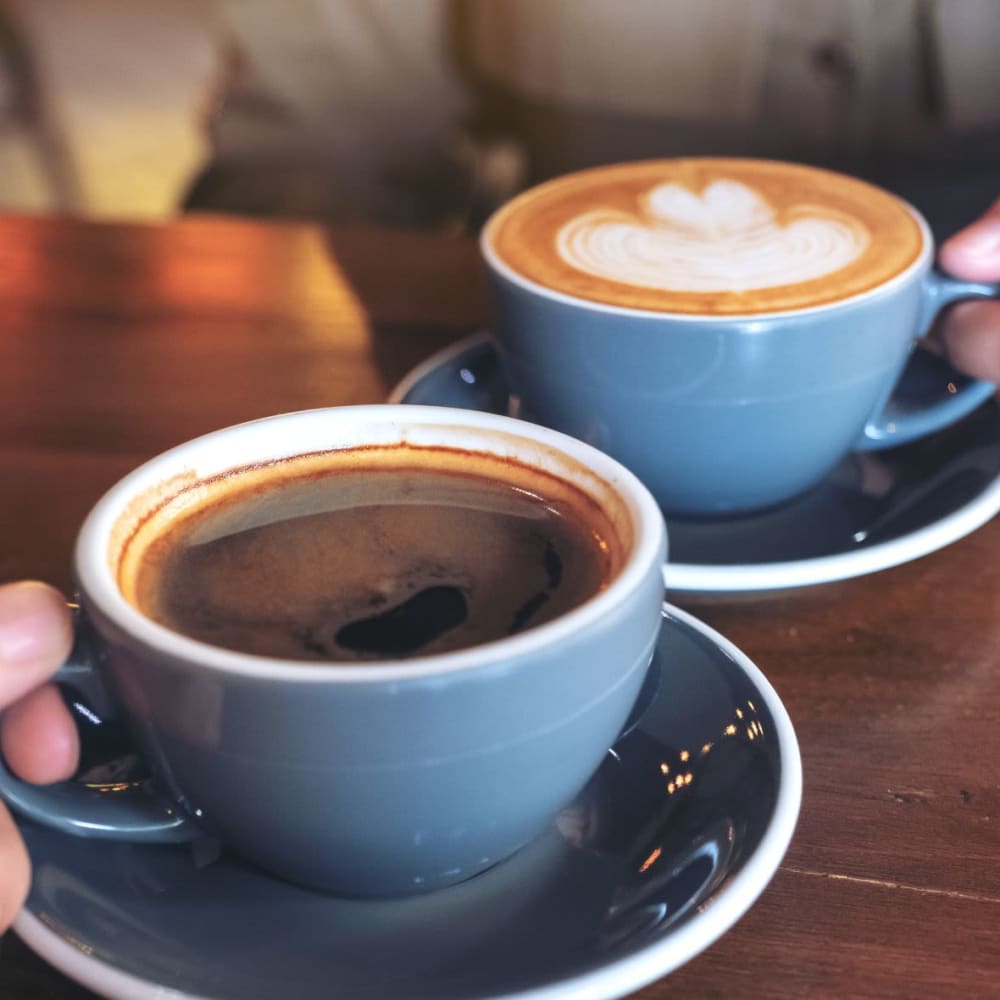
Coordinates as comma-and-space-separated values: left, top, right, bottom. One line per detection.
856, 272, 998, 451
0, 603, 197, 843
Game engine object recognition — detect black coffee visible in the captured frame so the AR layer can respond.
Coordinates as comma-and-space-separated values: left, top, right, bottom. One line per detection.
121, 450, 621, 661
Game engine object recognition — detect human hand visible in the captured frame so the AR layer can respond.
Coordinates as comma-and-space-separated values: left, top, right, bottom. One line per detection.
0, 582, 77, 932
938, 199, 1000, 382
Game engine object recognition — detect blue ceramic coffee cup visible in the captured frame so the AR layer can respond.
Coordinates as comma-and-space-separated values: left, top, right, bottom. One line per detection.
0, 406, 666, 896
482, 161, 998, 515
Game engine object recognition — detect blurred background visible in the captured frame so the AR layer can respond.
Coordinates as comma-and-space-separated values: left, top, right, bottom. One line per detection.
0, 0, 998, 237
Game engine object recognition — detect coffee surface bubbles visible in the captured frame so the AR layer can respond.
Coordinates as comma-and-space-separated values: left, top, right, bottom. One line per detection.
486, 158, 924, 315
117, 450, 620, 662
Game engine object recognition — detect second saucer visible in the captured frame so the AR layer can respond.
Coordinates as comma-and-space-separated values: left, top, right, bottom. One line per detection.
390, 333, 1000, 593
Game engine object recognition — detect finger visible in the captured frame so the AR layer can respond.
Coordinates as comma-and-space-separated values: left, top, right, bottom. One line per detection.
0, 801, 30, 934
0, 581, 73, 708
0, 684, 79, 783
938, 198, 1000, 283
940, 300, 1000, 383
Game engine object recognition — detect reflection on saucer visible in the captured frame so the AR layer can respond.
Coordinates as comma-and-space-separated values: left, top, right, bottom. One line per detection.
16, 606, 800, 1000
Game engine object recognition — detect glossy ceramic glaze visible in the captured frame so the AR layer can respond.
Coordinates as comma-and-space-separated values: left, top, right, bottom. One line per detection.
15, 605, 801, 1000
0, 406, 667, 895
391, 335, 1000, 591
483, 201, 995, 514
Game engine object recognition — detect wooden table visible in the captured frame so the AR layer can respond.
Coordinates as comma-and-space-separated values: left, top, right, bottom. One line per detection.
0, 212, 997, 999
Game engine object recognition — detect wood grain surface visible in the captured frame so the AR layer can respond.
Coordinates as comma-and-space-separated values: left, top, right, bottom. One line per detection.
0, 212, 997, 1000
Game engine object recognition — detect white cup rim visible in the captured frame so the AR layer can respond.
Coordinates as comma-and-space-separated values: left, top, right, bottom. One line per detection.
76, 405, 666, 683
481, 158, 934, 322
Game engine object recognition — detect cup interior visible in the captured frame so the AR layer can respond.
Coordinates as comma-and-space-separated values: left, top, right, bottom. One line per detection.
76, 405, 666, 680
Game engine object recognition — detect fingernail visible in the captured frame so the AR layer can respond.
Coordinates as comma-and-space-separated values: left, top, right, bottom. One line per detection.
0, 582, 61, 664
0, 610, 49, 664
958, 221, 1000, 257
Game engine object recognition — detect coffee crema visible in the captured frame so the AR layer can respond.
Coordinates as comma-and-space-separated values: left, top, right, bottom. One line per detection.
116, 446, 623, 662
484, 158, 925, 315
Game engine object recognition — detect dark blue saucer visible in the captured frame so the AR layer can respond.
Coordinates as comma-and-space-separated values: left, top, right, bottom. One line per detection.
15, 605, 800, 1000
391, 334, 1000, 592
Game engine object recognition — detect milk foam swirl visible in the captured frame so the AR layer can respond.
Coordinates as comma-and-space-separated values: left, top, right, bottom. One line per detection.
556, 180, 871, 293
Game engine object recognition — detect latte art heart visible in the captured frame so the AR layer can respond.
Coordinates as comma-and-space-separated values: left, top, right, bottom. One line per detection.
556, 180, 871, 294
485, 158, 925, 314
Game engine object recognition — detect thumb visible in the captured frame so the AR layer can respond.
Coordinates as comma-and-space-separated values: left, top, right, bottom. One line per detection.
938, 198, 1000, 283
0, 581, 73, 708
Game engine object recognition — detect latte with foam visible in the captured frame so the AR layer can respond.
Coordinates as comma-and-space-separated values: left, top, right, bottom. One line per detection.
484, 159, 925, 315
